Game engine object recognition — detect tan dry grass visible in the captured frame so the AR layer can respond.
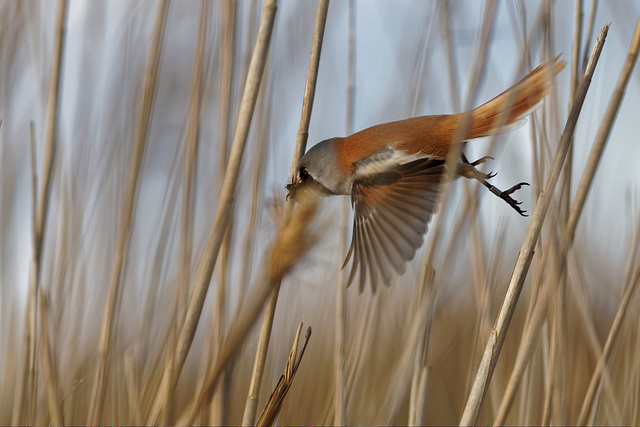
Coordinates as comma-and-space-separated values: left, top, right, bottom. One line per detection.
1, 2, 640, 426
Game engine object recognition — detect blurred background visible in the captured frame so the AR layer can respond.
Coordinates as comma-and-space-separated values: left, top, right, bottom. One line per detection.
1, 0, 640, 425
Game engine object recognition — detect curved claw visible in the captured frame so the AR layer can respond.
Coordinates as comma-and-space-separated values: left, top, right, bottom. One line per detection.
497, 181, 530, 216
504, 181, 529, 195
470, 155, 495, 166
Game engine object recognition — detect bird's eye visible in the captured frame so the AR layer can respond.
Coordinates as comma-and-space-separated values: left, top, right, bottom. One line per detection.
298, 167, 309, 182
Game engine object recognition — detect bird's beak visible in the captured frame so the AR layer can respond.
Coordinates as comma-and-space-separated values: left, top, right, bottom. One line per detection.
286, 179, 299, 200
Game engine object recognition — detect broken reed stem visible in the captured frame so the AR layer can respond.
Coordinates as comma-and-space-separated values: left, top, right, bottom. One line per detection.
256, 323, 312, 426
494, 16, 640, 424
146, 1, 277, 423
12, 1, 67, 424
568, 15, 640, 242
581, 0, 599, 73
460, 24, 609, 427
241, 1, 330, 425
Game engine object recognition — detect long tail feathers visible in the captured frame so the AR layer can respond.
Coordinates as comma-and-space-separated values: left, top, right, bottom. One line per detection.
467, 56, 565, 139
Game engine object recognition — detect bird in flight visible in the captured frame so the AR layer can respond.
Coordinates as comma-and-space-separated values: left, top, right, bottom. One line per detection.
287, 57, 565, 292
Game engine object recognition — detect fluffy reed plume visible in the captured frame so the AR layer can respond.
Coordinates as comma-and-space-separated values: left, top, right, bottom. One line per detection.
268, 196, 319, 282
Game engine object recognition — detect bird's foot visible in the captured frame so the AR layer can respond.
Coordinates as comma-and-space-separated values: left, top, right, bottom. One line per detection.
459, 154, 529, 216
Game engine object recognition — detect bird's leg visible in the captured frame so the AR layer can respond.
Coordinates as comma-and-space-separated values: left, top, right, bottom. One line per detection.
458, 153, 529, 216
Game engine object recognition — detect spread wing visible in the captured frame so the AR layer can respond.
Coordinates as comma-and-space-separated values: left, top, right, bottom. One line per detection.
343, 157, 447, 292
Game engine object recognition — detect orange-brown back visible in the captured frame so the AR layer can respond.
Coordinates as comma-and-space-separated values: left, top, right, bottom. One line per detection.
333, 57, 565, 173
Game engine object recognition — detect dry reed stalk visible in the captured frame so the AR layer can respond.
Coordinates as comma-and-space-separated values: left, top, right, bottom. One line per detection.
15, 120, 37, 425
577, 219, 640, 423
176, 0, 210, 341
495, 15, 640, 423
408, 6, 457, 422
87, 1, 169, 423
581, 0, 599, 73
413, 365, 431, 426
402, 11, 509, 416
206, 5, 239, 422
407, 2, 505, 423
377, 266, 436, 425
177, 193, 319, 425
432, 9, 559, 420
422, 0, 497, 273
460, 24, 609, 426
256, 322, 312, 426
124, 351, 141, 425
439, 0, 460, 112
241, 1, 329, 424
545, 3, 586, 419
147, 0, 277, 423
236, 81, 270, 315
568, 14, 640, 242
345, 289, 381, 407
408, 264, 436, 426
12, 1, 67, 424
158, 2, 209, 423
335, 1, 355, 424
38, 290, 63, 426
443, 3, 550, 417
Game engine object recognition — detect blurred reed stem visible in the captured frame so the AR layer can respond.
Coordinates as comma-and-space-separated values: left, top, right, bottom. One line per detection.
495, 14, 640, 423
161, 1, 209, 423
462, 23, 609, 426
242, 1, 330, 424
12, 1, 67, 424
147, 0, 278, 422
206, 0, 235, 423
88, 1, 169, 423
578, 214, 640, 424
38, 290, 62, 425
178, 194, 319, 425
335, 0, 355, 425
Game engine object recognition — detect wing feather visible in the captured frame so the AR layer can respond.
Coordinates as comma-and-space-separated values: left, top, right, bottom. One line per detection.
345, 157, 446, 291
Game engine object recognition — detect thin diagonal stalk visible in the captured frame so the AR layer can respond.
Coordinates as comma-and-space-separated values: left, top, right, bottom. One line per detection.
146, 1, 278, 423
236, 79, 270, 315
88, 1, 169, 423
161, 1, 209, 423
574, 20, 640, 423
568, 14, 640, 242
422, 0, 497, 272
241, 2, 330, 424
12, 1, 67, 424
460, 24, 609, 426
494, 15, 640, 423
209, 2, 237, 423
38, 290, 63, 426
581, 0, 599, 73
577, 234, 640, 424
